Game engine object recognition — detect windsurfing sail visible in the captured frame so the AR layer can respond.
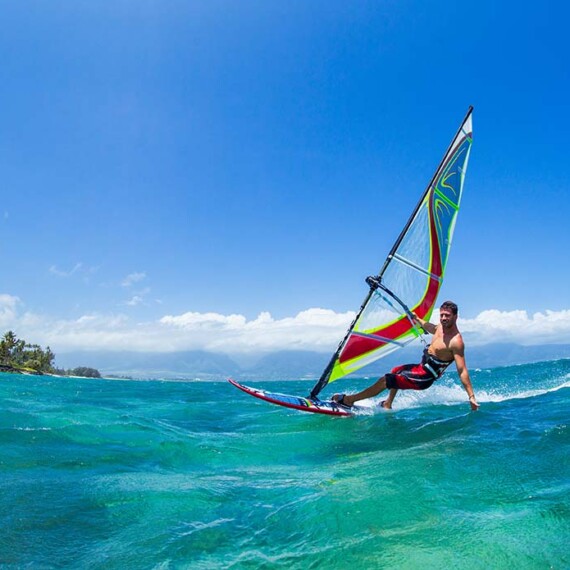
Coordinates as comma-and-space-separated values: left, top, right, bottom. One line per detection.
310, 107, 473, 399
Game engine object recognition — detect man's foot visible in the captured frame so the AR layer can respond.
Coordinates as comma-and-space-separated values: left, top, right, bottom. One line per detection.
380, 400, 392, 409
332, 394, 353, 408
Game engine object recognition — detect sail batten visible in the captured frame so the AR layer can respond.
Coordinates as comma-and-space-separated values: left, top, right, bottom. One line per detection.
350, 331, 407, 346
310, 108, 473, 399
391, 254, 443, 282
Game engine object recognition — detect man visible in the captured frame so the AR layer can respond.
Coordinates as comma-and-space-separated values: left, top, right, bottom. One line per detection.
332, 301, 479, 411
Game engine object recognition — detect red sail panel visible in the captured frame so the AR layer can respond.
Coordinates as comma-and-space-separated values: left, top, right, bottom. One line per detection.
338, 191, 444, 364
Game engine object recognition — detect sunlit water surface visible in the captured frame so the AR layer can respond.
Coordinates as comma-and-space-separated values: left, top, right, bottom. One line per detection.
1, 360, 569, 568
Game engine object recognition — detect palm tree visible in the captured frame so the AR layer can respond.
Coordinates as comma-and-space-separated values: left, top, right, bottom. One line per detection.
2, 331, 17, 352
0, 331, 18, 365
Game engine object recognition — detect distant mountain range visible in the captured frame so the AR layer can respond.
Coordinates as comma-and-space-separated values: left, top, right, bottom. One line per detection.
55, 343, 570, 381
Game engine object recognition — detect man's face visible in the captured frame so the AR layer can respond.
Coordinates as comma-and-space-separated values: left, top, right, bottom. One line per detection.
439, 308, 457, 329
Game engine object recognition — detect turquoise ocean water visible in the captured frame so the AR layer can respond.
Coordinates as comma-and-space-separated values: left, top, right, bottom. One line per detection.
1, 360, 569, 569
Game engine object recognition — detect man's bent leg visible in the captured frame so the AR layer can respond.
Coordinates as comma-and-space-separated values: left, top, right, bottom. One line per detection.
341, 376, 388, 406
382, 388, 398, 409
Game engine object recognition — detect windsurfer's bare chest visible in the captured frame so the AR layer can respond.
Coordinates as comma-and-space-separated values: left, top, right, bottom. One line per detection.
428, 328, 456, 360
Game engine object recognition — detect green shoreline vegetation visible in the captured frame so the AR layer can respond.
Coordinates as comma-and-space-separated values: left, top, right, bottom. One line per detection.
0, 331, 101, 378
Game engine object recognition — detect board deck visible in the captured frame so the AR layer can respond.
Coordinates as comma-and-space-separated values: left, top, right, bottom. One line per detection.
228, 378, 362, 417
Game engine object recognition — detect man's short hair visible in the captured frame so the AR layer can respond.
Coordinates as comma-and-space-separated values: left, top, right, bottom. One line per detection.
440, 301, 458, 315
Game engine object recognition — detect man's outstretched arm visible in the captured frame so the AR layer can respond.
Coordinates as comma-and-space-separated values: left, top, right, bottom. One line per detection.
453, 348, 479, 411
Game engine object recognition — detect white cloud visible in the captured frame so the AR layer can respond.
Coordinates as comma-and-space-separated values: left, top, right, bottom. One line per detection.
0, 294, 21, 326
459, 309, 570, 346
1, 297, 570, 355
49, 263, 99, 280
49, 263, 83, 277
123, 287, 151, 307
160, 311, 248, 329
158, 308, 356, 352
121, 272, 146, 287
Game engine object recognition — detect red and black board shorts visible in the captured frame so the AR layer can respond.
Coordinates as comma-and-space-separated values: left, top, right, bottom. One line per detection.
385, 363, 436, 391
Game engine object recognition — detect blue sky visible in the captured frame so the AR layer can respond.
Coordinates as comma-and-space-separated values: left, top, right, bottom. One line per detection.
1, 1, 569, 355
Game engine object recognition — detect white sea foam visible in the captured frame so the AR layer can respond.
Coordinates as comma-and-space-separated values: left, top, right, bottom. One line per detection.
350, 379, 570, 413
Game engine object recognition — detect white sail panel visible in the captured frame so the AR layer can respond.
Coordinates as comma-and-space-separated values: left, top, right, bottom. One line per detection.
310, 108, 473, 397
